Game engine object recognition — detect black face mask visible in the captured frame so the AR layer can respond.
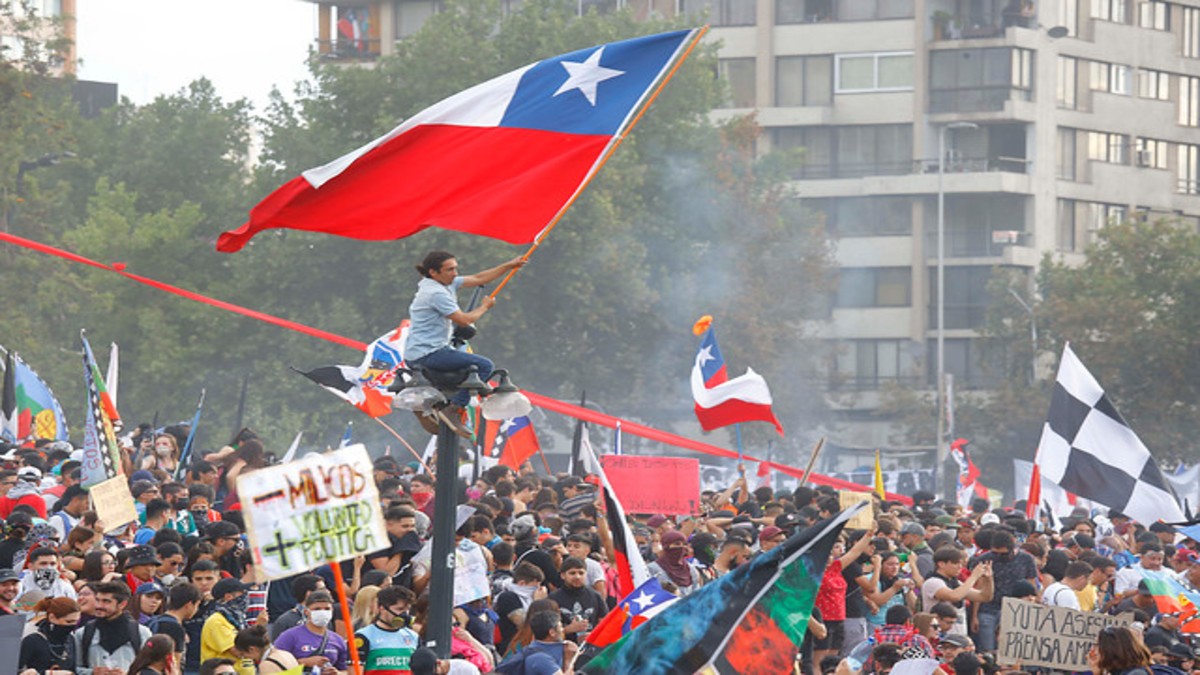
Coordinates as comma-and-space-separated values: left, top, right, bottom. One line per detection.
45, 622, 73, 642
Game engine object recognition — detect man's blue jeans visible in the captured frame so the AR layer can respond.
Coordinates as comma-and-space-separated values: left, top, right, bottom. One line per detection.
976, 607, 1000, 652
411, 347, 493, 406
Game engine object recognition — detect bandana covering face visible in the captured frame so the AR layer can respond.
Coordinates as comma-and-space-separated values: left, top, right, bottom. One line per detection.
33, 567, 58, 591
657, 531, 694, 588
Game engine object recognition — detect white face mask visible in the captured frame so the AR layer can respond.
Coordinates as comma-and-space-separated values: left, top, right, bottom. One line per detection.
155, 445, 173, 456
160, 574, 176, 586
310, 609, 333, 628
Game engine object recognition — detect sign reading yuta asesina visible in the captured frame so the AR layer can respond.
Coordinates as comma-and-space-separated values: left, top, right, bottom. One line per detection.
997, 597, 1132, 671
238, 444, 388, 582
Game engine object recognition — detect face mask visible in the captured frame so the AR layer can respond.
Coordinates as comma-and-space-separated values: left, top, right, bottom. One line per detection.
310, 609, 333, 627
33, 567, 59, 591
161, 573, 176, 586
156, 446, 173, 456
386, 608, 413, 628
466, 487, 484, 501
411, 492, 433, 509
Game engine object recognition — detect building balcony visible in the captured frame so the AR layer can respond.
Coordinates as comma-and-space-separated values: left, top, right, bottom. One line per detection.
929, 0, 1036, 41
315, 39, 383, 62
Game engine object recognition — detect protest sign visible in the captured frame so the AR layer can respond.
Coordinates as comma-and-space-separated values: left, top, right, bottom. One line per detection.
997, 597, 1132, 671
839, 491, 874, 530
89, 475, 138, 530
600, 455, 700, 515
238, 444, 388, 582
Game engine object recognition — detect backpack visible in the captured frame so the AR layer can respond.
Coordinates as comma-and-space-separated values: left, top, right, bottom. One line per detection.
80, 617, 144, 667
146, 613, 180, 635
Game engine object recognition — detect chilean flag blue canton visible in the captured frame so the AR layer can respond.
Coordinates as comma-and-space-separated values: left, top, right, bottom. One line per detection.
218, 29, 702, 252
691, 327, 785, 436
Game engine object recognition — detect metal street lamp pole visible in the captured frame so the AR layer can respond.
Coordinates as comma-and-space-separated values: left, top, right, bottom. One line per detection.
1008, 286, 1038, 383
426, 416, 459, 658
936, 122, 977, 496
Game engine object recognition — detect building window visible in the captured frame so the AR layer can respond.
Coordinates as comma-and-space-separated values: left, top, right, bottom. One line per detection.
1181, 76, 1200, 126
1087, 131, 1129, 164
1057, 198, 1078, 251
775, 55, 833, 106
773, 125, 912, 178
926, 338, 1001, 389
1089, 61, 1132, 95
1058, 127, 1078, 180
929, 48, 1035, 113
1137, 69, 1171, 100
1184, 7, 1200, 58
927, 194, 1029, 257
815, 196, 914, 236
682, 0, 757, 24
395, 0, 436, 39
927, 267, 994, 329
1057, 56, 1078, 109
837, 267, 912, 307
833, 340, 920, 390
835, 52, 914, 93
1135, 137, 1169, 168
777, 0, 913, 22
719, 58, 757, 107
1179, 144, 1200, 194
1050, 0, 1080, 34
1091, 0, 1128, 22
1138, 0, 1170, 28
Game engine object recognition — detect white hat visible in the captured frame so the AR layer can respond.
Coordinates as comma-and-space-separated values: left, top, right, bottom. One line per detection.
16, 466, 42, 482
980, 512, 1001, 525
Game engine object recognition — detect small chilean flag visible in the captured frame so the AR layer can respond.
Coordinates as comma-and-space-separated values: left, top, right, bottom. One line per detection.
690, 321, 784, 436
217, 29, 702, 252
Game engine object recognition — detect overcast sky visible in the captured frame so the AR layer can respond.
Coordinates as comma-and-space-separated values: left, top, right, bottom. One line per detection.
75, 0, 317, 111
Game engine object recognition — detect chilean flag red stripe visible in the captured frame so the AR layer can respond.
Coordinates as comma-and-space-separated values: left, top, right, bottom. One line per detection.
691, 327, 784, 436
217, 29, 701, 252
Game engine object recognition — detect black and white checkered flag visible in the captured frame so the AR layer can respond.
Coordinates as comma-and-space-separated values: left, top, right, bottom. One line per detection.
1034, 343, 1183, 525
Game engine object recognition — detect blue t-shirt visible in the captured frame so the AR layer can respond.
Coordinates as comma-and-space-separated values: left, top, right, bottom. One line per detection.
405, 276, 465, 361
134, 526, 157, 545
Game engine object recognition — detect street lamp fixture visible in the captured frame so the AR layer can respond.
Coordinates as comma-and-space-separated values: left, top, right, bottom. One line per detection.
936, 121, 978, 496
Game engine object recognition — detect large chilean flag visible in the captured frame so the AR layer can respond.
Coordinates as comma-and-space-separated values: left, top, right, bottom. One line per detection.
691, 327, 784, 436
217, 29, 702, 252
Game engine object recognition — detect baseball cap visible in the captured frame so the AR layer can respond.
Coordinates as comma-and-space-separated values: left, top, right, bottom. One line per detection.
759, 526, 785, 543
939, 633, 971, 648
409, 647, 438, 675
558, 476, 584, 489
901, 522, 925, 536
212, 578, 251, 599
206, 521, 241, 539
980, 513, 1001, 525
775, 512, 802, 530
15, 466, 41, 482
136, 581, 166, 596
130, 469, 156, 484
0, 569, 18, 583
1150, 522, 1174, 534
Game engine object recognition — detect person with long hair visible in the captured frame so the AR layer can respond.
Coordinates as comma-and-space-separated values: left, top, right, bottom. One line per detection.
351, 585, 380, 630
141, 434, 181, 474
62, 525, 98, 573
80, 550, 122, 589
134, 582, 167, 624
126, 633, 177, 675
1089, 626, 1153, 675
220, 439, 266, 511
19, 596, 79, 673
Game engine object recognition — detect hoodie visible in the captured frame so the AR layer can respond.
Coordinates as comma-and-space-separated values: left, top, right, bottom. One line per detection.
0, 481, 46, 519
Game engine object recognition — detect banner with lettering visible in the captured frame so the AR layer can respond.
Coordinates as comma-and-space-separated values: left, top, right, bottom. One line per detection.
600, 455, 701, 515
238, 444, 389, 582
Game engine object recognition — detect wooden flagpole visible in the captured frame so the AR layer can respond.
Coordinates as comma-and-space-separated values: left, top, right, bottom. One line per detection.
488, 26, 711, 300
372, 417, 433, 475
798, 437, 825, 484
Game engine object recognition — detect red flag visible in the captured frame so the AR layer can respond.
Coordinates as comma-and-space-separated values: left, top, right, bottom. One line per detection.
1025, 462, 1041, 519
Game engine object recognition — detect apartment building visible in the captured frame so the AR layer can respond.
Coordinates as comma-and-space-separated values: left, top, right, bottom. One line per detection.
306, 0, 1200, 447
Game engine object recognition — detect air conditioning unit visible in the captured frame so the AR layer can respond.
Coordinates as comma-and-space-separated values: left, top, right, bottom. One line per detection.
1136, 149, 1153, 167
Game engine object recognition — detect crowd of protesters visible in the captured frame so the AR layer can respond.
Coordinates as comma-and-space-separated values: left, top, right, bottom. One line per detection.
0, 423, 1195, 675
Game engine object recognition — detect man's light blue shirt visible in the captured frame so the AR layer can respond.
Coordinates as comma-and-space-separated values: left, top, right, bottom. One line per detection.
405, 276, 465, 361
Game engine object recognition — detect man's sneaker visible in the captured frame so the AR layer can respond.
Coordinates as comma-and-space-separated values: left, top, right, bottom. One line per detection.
412, 410, 440, 435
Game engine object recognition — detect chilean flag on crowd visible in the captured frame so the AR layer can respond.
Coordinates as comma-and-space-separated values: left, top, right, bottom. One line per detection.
691, 320, 784, 436
217, 29, 702, 252
484, 415, 541, 470
950, 438, 988, 508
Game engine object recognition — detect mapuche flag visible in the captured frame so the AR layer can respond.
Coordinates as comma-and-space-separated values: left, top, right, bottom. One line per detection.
297, 321, 410, 418
578, 505, 857, 674
80, 332, 123, 488
217, 29, 703, 252
1, 349, 70, 443
580, 437, 649, 602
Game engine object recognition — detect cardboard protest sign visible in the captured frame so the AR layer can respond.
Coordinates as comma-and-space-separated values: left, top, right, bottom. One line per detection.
238, 444, 388, 582
839, 491, 874, 530
0, 612, 22, 675
600, 455, 700, 515
89, 475, 138, 531
997, 597, 1132, 671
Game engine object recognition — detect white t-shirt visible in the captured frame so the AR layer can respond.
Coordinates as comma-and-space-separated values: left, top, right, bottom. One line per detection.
921, 576, 966, 634
1043, 581, 1081, 609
